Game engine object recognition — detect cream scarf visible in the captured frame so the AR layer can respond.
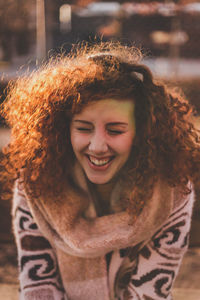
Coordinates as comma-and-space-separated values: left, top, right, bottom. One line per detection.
24, 162, 174, 300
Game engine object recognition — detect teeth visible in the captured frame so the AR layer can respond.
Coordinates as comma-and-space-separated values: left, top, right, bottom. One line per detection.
89, 156, 110, 166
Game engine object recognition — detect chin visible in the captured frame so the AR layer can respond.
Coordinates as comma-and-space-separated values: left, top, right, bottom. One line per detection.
89, 178, 110, 185
87, 174, 112, 185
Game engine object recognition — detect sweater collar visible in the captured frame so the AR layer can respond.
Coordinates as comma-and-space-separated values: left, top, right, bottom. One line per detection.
25, 161, 174, 257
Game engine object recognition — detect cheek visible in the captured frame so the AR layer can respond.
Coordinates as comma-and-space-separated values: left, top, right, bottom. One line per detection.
114, 134, 135, 154
70, 133, 89, 152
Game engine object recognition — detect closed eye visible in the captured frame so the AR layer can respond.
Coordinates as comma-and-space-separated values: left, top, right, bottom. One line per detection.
76, 127, 92, 132
107, 129, 124, 135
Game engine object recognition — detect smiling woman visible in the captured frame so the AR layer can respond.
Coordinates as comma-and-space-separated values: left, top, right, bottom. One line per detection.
1, 41, 200, 300
70, 98, 135, 185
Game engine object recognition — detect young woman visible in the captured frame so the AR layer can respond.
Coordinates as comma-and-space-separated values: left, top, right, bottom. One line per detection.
1, 42, 199, 300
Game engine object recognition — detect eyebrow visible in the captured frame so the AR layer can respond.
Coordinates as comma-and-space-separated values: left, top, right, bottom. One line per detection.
73, 120, 128, 126
73, 120, 92, 125
107, 122, 128, 127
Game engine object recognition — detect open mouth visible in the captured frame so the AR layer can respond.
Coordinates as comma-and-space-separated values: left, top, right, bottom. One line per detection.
87, 155, 114, 167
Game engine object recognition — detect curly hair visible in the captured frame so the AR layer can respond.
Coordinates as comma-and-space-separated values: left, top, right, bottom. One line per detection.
1, 41, 200, 217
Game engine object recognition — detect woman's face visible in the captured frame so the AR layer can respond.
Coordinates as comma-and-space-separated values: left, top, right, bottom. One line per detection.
70, 98, 135, 184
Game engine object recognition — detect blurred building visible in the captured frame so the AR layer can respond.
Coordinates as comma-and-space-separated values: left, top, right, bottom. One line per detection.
0, 1, 200, 70
0, 1, 200, 108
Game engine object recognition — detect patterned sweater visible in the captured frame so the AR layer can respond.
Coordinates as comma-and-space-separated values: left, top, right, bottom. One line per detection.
13, 184, 194, 300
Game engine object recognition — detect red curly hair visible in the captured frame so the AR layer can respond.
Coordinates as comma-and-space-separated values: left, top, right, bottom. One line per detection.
1, 41, 200, 217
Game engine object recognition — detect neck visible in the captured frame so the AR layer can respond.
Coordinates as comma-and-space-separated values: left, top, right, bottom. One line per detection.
88, 179, 117, 216
95, 181, 115, 200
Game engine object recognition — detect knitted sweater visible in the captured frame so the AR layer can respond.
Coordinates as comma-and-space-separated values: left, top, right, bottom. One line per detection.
12, 180, 194, 300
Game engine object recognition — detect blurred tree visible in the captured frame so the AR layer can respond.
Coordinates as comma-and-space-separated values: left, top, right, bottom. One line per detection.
0, 0, 31, 61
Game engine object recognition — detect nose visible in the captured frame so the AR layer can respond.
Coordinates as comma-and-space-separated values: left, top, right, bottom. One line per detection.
88, 130, 108, 154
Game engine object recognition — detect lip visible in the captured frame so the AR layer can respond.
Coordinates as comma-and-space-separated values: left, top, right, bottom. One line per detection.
86, 154, 114, 171
88, 154, 113, 160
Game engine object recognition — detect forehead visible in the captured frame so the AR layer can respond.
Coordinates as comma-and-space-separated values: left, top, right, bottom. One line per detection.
73, 98, 135, 120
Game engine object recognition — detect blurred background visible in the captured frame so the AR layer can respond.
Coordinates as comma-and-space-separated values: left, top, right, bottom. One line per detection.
0, 1, 200, 299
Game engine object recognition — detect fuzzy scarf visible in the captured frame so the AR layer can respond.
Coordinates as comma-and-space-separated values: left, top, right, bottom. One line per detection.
23, 163, 175, 300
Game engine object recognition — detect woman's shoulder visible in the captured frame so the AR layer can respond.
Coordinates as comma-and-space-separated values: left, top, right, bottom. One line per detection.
172, 181, 195, 213
12, 179, 30, 215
